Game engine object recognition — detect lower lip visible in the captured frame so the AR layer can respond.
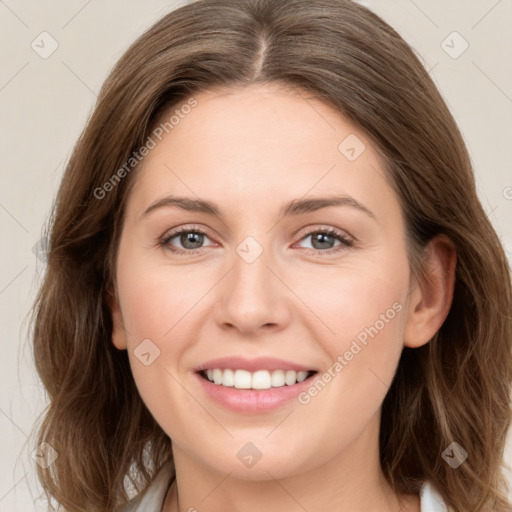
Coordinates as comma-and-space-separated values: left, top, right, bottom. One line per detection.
194, 371, 317, 413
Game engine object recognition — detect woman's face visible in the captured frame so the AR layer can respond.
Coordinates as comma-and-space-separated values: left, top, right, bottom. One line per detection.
111, 83, 419, 480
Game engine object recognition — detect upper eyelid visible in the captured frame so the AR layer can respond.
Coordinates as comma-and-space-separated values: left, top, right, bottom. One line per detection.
163, 224, 352, 237
293, 224, 353, 241
162, 225, 214, 244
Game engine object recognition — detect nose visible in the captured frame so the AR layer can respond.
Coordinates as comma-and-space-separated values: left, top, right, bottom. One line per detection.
214, 241, 291, 336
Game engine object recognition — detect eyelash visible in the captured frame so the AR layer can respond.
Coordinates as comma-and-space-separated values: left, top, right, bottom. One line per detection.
158, 225, 354, 256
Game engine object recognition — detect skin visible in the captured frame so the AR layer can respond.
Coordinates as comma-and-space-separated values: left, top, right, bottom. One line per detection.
109, 83, 456, 512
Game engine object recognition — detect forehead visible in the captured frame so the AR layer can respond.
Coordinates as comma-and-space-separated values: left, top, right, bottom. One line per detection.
162, 83, 357, 161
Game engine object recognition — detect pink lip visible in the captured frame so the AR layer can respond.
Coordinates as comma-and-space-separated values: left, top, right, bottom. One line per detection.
193, 371, 318, 413
193, 356, 316, 373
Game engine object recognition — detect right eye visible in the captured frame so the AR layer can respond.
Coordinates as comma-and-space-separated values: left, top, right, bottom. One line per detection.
159, 226, 216, 255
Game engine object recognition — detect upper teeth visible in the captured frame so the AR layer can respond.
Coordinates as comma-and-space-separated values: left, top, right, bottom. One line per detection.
204, 369, 311, 389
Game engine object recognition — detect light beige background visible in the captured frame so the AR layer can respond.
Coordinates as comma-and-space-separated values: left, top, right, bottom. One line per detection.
0, 0, 511, 509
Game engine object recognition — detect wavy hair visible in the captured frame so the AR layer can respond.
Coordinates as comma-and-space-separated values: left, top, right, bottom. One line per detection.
30, 0, 512, 510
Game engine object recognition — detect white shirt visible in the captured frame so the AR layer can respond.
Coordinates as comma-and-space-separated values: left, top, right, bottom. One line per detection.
117, 463, 451, 511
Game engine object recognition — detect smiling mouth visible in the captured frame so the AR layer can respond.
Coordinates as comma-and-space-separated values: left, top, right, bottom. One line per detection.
197, 368, 318, 390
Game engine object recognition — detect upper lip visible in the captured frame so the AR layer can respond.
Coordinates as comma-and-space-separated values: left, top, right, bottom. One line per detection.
194, 356, 317, 373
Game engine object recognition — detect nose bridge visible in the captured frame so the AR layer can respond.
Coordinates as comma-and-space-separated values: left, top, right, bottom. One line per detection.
231, 234, 276, 308
233, 236, 271, 294
214, 233, 288, 333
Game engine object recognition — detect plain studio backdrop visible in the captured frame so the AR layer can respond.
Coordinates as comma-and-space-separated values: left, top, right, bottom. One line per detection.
0, 0, 511, 509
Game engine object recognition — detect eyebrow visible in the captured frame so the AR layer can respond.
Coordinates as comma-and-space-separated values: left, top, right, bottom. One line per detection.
139, 194, 376, 221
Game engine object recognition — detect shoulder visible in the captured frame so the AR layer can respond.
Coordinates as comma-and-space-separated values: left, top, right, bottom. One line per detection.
116, 463, 174, 512
420, 481, 453, 512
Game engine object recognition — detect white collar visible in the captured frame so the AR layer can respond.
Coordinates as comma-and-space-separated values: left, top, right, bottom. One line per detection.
420, 481, 451, 511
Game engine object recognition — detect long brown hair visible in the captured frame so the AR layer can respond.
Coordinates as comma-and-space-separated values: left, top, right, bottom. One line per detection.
30, 0, 512, 510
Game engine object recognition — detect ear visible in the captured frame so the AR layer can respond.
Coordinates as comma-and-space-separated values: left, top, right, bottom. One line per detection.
403, 234, 457, 348
106, 286, 128, 350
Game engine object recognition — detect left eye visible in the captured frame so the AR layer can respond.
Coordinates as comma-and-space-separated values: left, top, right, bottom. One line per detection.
159, 227, 353, 255
295, 229, 353, 252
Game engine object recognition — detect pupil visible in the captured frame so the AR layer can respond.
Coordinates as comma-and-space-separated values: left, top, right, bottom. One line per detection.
181, 232, 203, 249
313, 233, 334, 250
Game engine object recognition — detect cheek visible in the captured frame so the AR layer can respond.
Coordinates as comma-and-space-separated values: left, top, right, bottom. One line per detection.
117, 247, 207, 343
286, 258, 408, 354
290, 258, 408, 409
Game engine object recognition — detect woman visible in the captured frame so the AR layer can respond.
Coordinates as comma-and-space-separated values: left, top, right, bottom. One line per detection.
30, 0, 512, 511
